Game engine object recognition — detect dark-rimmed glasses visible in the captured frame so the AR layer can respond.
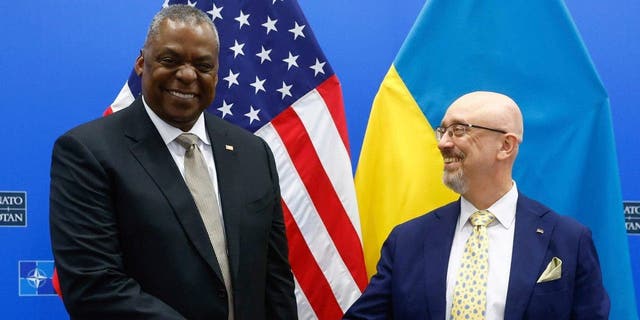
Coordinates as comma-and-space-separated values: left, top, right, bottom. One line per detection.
435, 123, 507, 140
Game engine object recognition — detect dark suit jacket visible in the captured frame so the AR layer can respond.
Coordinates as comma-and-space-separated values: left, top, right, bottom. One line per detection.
50, 98, 297, 319
343, 194, 609, 319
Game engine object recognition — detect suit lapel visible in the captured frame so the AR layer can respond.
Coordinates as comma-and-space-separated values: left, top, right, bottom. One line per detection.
123, 101, 224, 281
424, 201, 459, 319
205, 113, 242, 282
504, 194, 556, 320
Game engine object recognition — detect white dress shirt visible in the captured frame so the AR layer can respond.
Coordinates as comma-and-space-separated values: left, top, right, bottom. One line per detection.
142, 97, 223, 220
445, 183, 518, 320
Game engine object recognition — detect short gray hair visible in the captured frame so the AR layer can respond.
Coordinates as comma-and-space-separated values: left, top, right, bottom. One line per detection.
144, 4, 219, 50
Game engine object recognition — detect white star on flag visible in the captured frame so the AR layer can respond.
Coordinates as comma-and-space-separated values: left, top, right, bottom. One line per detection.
244, 106, 261, 124
276, 81, 293, 99
223, 69, 240, 88
217, 100, 233, 118
250, 76, 267, 94
262, 16, 278, 34
288, 21, 305, 40
282, 51, 299, 70
234, 10, 250, 29
207, 4, 223, 21
256, 46, 272, 64
310, 58, 326, 76
229, 40, 245, 58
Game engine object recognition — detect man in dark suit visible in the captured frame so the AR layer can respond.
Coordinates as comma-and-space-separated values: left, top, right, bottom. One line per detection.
49, 5, 297, 319
344, 91, 609, 319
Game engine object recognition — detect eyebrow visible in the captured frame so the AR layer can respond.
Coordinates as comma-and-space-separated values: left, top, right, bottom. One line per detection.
155, 47, 216, 60
440, 117, 468, 127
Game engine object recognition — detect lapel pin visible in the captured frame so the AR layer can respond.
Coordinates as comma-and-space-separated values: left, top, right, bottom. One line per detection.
536, 228, 544, 234
225, 145, 234, 151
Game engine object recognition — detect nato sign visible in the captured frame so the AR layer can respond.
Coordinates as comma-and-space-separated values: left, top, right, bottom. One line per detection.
18, 260, 57, 296
624, 201, 640, 235
0, 191, 26, 227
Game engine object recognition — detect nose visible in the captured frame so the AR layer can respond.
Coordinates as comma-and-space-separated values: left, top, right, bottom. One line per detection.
176, 65, 197, 83
437, 132, 454, 151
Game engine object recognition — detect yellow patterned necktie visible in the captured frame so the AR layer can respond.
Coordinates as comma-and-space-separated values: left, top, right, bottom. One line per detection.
451, 210, 495, 320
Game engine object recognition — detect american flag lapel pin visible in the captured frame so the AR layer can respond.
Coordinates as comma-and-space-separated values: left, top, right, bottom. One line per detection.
225, 144, 234, 151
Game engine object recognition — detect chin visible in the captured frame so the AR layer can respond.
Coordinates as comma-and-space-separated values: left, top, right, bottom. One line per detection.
443, 170, 468, 194
166, 107, 200, 120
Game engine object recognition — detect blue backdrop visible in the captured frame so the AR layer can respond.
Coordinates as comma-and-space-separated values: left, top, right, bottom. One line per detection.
0, 0, 637, 318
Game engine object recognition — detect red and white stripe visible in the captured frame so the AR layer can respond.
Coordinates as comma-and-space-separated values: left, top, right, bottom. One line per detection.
256, 75, 367, 319
104, 82, 136, 116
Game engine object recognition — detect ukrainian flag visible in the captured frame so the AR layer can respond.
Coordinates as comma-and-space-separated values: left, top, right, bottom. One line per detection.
355, 1, 637, 319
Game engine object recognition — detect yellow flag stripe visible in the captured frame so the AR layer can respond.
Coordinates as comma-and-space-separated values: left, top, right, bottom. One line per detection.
355, 65, 457, 277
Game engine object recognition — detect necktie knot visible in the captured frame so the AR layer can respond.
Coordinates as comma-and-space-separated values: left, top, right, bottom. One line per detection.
470, 210, 495, 228
175, 133, 199, 151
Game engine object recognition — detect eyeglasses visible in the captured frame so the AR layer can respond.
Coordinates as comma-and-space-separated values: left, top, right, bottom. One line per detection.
435, 123, 507, 140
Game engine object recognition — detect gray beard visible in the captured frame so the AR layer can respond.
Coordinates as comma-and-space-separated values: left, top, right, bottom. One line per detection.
443, 168, 468, 194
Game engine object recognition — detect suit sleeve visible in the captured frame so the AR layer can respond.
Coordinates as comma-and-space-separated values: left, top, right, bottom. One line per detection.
571, 228, 610, 319
261, 139, 298, 319
343, 229, 396, 320
49, 134, 184, 319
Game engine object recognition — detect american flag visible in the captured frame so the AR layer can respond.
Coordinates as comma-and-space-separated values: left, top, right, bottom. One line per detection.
106, 0, 368, 318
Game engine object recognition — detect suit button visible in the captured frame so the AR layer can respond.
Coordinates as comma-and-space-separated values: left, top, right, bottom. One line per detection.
217, 288, 227, 298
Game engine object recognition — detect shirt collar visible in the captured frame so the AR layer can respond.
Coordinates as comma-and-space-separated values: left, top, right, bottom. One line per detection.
459, 181, 518, 230
142, 96, 211, 146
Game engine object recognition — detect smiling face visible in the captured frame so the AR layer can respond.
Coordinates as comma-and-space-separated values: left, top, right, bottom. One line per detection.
438, 110, 494, 195
135, 18, 219, 131
437, 92, 523, 195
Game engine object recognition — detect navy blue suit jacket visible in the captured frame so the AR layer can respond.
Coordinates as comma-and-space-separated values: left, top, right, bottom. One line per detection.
344, 194, 609, 319
50, 99, 297, 319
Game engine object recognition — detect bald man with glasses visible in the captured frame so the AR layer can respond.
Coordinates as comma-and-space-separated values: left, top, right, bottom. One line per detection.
344, 91, 609, 320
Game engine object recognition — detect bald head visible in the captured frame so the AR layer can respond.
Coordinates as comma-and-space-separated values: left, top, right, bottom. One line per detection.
445, 91, 523, 142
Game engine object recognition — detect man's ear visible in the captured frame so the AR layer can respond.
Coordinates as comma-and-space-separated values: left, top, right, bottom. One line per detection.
498, 134, 519, 160
134, 50, 144, 76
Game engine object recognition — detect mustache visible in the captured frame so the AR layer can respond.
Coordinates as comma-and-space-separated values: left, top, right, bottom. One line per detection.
441, 150, 465, 160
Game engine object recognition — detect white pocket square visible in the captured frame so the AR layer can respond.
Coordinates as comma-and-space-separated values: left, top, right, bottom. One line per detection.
537, 257, 562, 283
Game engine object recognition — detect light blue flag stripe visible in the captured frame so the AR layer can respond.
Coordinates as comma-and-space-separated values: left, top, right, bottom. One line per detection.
394, 0, 637, 319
